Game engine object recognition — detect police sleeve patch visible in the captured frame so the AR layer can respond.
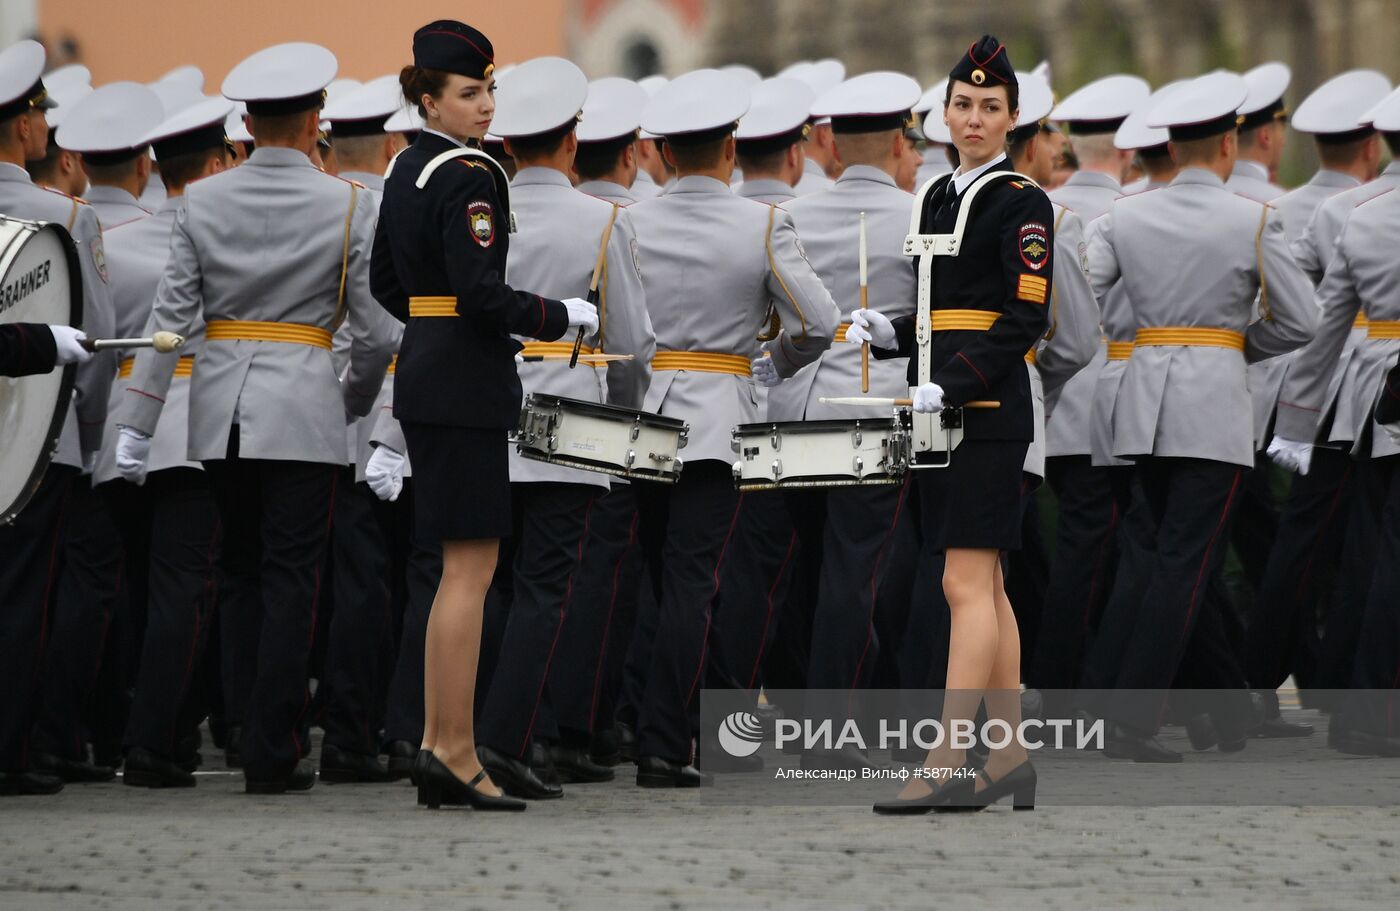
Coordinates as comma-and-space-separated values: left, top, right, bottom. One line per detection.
467, 201, 495, 248
90, 236, 108, 283
1018, 222, 1049, 271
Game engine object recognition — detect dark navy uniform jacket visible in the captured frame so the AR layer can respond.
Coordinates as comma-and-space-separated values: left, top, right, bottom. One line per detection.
878, 158, 1054, 442
372, 131, 570, 430
0, 323, 58, 377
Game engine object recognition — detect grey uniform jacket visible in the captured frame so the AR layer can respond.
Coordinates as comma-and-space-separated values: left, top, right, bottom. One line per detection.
83, 185, 152, 231
1026, 203, 1101, 478
795, 158, 835, 196
1275, 187, 1400, 457
94, 197, 206, 484
1275, 162, 1400, 447
769, 165, 913, 422
577, 179, 638, 208
1089, 179, 1169, 467
1088, 168, 1316, 468
138, 172, 166, 210
503, 166, 654, 488
1243, 169, 1361, 449
915, 151, 953, 189
0, 163, 116, 468
1045, 170, 1124, 458
631, 170, 663, 201
1225, 160, 1285, 204
330, 172, 406, 483
627, 174, 840, 463
117, 147, 395, 465
736, 179, 797, 206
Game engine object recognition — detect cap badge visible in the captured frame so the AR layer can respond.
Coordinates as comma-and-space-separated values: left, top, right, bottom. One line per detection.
484, 63, 495, 79
971, 69, 986, 86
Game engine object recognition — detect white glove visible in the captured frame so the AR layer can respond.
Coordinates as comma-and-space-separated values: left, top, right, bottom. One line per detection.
365, 445, 406, 502
1266, 435, 1312, 476
561, 297, 599, 335
912, 382, 945, 414
50, 325, 92, 365
845, 309, 896, 349
115, 426, 152, 485
750, 354, 781, 388
514, 353, 525, 366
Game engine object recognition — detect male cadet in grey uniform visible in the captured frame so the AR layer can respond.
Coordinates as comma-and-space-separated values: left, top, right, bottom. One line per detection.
481, 57, 654, 798
25, 76, 89, 198
1267, 86, 1400, 756
1085, 72, 1315, 761
28, 79, 169, 782
1227, 62, 1289, 204
632, 76, 669, 201
91, 98, 233, 787
114, 43, 395, 793
1004, 70, 1101, 683
56, 82, 164, 229
1067, 85, 1183, 695
574, 77, 645, 205
708, 76, 815, 710
0, 39, 115, 797
1260, 85, 1400, 712
1236, 70, 1389, 734
628, 69, 839, 786
1032, 74, 1145, 693
782, 60, 845, 193
309, 75, 426, 784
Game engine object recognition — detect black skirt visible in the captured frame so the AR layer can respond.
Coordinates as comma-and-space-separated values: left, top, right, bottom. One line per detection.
401, 421, 513, 541
916, 438, 1030, 552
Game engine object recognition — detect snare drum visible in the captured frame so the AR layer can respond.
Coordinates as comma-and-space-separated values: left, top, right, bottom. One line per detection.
514, 393, 688, 483
905, 405, 968, 470
730, 417, 909, 490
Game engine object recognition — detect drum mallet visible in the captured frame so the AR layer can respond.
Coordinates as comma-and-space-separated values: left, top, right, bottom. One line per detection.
819, 396, 1001, 409
858, 212, 870, 394
80, 331, 185, 353
571, 205, 620, 369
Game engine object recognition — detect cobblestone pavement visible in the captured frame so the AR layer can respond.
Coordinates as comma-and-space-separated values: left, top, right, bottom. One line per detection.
3, 715, 1398, 911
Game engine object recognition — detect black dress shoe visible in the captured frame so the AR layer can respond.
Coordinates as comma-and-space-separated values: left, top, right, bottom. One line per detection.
589, 727, 621, 767
966, 761, 1037, 811
478, 745, 563, 799
616, 721, 638, 764
245, 759, 316, 794
549, 745, 616, 783
421, 754, 526, 811
1103, 724, 1183, 763
0, 770, 64, 796
174, 730, 203, 773
636, 756, 708, 788
872, 769, 976, 815
33, 752, 116, 783
529, 741, 563, 787
123, 747, 196, 788
384, 741, 418, 781
224, 725, 243, 769
1251, 718, 1315, 738
1184, 714, 1218, 751
319, 743, 393, 783
1332, 730, 1400, 757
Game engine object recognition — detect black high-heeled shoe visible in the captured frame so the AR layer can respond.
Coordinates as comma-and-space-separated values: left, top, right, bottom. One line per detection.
872, 768, 977, 815
412, 749, 430, 806
965, 761, 1037, 811
421, 754, 526, 812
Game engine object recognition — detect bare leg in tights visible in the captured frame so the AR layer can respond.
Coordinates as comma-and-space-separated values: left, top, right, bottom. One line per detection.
424, 538, 504, 797
899, 549, 1027, 799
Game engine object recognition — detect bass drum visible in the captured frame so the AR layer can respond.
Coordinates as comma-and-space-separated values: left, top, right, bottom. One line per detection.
0, 216, 82, 525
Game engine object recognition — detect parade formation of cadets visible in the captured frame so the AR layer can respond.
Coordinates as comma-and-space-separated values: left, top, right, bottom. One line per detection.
3, 24, 1400, 802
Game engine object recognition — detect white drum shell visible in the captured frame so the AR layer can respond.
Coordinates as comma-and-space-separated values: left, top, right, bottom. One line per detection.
515, 394, 687, 483
731, 418, 908, 490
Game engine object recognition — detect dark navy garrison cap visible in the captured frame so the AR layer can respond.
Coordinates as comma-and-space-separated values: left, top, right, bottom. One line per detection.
413, 20, 495, 81
949, 35, 1017, 89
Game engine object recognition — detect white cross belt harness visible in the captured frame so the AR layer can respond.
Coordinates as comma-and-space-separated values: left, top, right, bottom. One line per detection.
903, 169, 1037, 467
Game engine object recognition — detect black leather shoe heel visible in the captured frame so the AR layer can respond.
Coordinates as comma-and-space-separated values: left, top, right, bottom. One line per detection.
967, 761, 1037, 811
422, 754, 526, 812
872, 769, 976, 815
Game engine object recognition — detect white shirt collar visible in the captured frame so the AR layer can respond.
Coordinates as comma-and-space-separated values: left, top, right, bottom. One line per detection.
952, 153, 1007, 196
423, 128, 466, 149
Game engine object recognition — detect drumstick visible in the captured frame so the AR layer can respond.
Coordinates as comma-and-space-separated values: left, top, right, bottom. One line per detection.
572, 205, 620, 369
858, 212, 870, 394
522, 353, 634, 363
80, 331, 185, 354
819, 396, 1001, 409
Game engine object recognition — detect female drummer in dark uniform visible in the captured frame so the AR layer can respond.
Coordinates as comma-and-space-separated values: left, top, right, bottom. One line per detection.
370, 20, 598, 810
850, 36, 1053, 811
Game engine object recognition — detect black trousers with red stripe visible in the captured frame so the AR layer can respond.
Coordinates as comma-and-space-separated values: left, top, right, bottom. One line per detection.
203, 434, 339, 780
634, 462, 742, 764
547, 483, 642, 745
110, 469, 222, 758
1099, 457, 1247, 734
477, 482, 602, 759
1340, 454, 1400, 735
0, 466, 75, 772
709, 490, 797, 693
